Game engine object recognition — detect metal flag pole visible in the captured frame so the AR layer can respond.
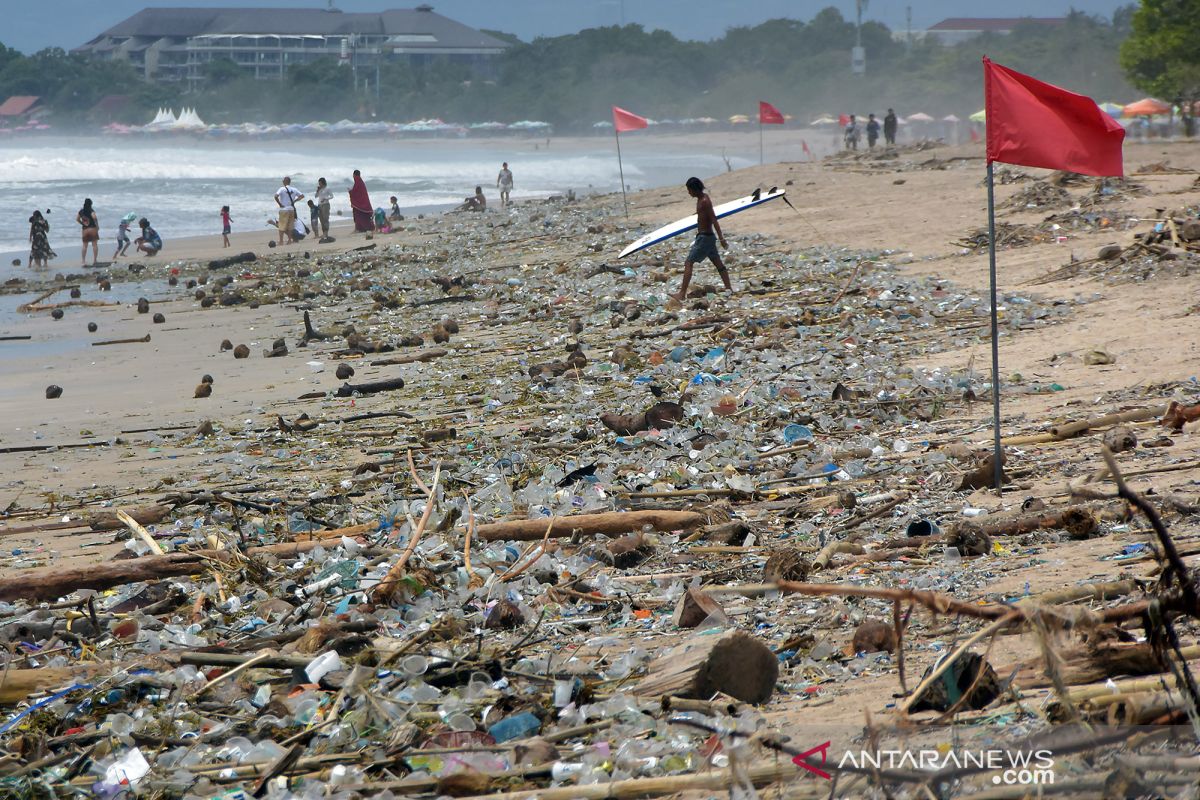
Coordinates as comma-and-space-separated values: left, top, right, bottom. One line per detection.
759, 118, 764, 165
986, 159, 1003, 491
615, 127, 628, 216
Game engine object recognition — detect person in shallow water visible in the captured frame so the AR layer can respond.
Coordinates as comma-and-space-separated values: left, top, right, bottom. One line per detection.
77, 198, 99, 266
349, 170, 374, 232
672, 177, 731, 301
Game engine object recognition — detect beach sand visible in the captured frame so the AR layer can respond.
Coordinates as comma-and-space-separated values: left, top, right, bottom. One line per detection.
2, 135, 1200, 762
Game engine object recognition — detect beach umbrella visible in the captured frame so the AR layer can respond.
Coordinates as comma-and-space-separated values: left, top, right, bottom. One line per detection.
942, 114, 960, 123
728, 114, 750, 124
968, 109, 986, 123
1123, 98, 1170, 116
907, 112, 935, 123
1098, 102, 1123, 117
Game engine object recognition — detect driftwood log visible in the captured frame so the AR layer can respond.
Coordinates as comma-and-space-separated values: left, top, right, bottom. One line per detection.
631, 629, 777, 704
370, 349, 448, 366
477, 510, 704, 542
335, 377, 406, 397
86, 503, 173, 531
0, 525, 375, 602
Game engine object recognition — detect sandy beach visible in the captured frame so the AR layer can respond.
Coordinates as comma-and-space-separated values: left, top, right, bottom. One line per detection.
2, 134, 1200, 793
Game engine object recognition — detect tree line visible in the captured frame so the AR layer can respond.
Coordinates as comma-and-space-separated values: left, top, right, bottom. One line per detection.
0, 4, 1188, 130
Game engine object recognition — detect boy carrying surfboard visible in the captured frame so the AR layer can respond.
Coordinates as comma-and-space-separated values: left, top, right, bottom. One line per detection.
673, 177, 731, 301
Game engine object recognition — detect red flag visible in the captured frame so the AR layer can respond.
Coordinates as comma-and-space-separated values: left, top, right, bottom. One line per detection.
612, 106, 648, 133
969, 127, 981, 143
759, 101, 785, 125
801, 140, 812, 159
984, 57, 1124, 177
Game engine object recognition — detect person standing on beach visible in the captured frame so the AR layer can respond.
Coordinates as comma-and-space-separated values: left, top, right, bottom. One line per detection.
866, 114, 881, 149
275, 177, 302, 245
497, 162, 513, 207
884, 108, 898, 146
315, 177, 333, 240
77, 198, 99, 266
220, 205, 232, 248
672, 177, 730, 301
28, 210, 53, 269
843, 115, 859, 151
348, 170, 374, 232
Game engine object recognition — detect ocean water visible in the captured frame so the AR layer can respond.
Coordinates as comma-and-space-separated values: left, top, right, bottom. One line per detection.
0, 137, 751, 275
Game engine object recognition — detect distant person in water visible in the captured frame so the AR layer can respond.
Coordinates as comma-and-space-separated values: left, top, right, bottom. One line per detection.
496, 162, 513, 207
672, 177, 730, 301
115, 213, 134, 259
77, 198, 99, 266
459, 186, 486, 212
348, 170, 374, 232
220, 205, 232, 248
136, 218, 162, 257
28, 210, 54, 268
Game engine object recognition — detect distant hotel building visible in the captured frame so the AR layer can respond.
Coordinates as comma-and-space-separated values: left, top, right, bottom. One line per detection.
899, 17, 1065, 46
73, 5, 511, 89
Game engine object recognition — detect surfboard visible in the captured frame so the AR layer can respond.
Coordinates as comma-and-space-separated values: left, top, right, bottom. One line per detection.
618, 187, 787, 259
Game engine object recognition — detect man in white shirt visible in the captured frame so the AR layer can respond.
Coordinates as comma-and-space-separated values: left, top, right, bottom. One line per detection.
275, 176, 303, 245
496, 162, 513, 207
314, 177, 333, 240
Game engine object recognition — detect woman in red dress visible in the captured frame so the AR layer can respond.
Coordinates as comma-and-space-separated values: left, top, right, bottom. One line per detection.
348, 170, 374, 232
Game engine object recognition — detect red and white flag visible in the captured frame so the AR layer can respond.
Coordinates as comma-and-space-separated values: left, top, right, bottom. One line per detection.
759, 101, 785, 125
612, 106, 648, 133
984, 57, 1124, 177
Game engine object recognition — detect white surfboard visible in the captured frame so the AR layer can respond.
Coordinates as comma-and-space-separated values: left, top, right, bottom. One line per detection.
618, 187, 786, 259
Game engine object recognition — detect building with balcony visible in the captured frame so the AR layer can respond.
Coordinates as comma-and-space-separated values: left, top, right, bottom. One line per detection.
903, 17, 1065, 46
73, 5, 511, 90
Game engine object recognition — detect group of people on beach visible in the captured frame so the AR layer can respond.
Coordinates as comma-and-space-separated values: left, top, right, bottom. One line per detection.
843, 109, 898, 150
267, 170, 397, 247
27, 200, 161, 268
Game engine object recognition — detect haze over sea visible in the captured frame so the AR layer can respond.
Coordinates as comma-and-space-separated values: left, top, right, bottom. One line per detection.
0, 137, 752, 273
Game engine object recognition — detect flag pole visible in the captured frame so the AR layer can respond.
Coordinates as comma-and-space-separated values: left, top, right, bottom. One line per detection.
615, 126, 628, 217
986, 159, 1003, 492
759, 118, 764, 165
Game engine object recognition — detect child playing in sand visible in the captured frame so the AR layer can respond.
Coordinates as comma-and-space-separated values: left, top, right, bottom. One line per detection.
115, 213, 133, 259
220, 205, 232, 248
672, 177, 731, 300
307, 200, 319, 238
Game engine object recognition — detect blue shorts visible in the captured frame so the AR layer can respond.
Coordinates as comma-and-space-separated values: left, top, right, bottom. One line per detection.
687, 233, 719, 263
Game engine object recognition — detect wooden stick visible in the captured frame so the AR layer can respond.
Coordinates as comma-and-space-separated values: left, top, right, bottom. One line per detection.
192, 650, 274, 698
372, 465, 441, 603
439, 759, 803, 800
1049, 405, 1166, 440
116, 509, 164, 555
478, 510, 704, 542
91, 334, 151, 346
369, 348, 448, 366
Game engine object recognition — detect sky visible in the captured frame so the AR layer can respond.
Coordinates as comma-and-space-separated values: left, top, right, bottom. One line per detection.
8, 0, 1130, 53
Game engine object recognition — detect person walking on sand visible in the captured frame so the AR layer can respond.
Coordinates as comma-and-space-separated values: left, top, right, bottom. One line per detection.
315, 177, 332, 241
672, 177, 731, 301
866, 113, 881, 150
115, 212, 134, 259
349, 170, 374, 232
275, 177, 302, 245
884, 108, 898, 146
28, 210, 54, 269
220, 205, 232, 248
77, 198, 99, 266
497, 162, 513, 207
